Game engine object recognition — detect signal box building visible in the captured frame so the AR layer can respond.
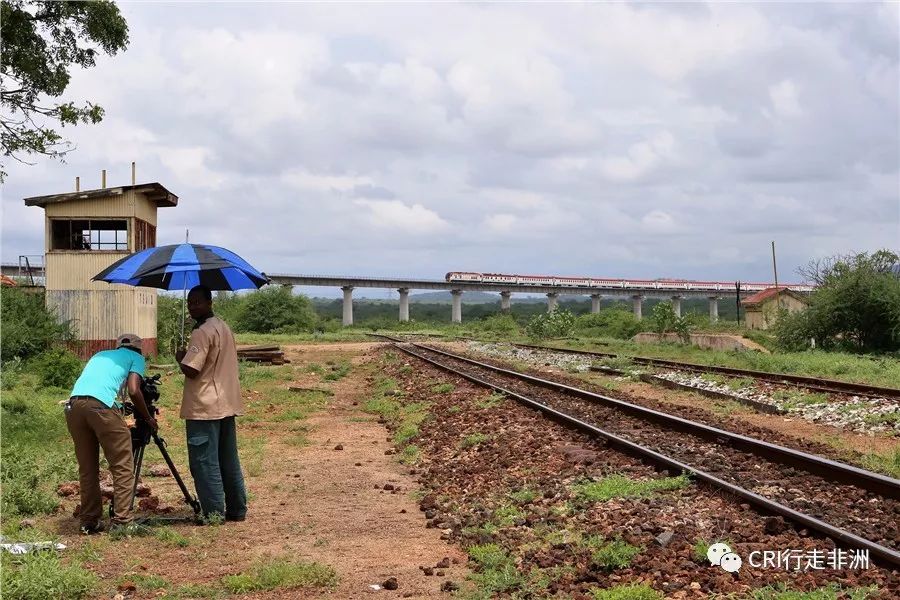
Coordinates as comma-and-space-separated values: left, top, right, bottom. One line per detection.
741, 286, 809, 330
24, 182, 178, 357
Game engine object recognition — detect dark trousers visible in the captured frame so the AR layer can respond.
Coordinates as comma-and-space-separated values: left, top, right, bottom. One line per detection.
65, 397, 135, 526
185, 417, 247, 518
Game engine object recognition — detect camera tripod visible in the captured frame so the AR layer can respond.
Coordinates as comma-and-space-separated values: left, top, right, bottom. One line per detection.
130, 428, 202, 516
110, 374, 202, 519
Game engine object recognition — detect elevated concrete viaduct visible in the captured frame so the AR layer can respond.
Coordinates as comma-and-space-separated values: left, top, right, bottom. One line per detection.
267, 274, 734, 326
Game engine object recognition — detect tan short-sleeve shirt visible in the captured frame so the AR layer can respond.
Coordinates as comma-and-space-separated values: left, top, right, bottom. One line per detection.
179, 316, 243, 420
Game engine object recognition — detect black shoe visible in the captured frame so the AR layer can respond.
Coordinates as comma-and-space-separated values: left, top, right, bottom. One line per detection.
80, 522, 105, 535
225, 514, 246, 522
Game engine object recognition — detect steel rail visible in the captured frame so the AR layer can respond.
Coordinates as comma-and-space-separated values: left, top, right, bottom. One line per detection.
373, 335, 900, 500
510, 342, 900, 399
386, 340, 900, 569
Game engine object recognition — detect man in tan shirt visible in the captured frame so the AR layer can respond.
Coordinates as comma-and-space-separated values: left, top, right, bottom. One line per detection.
176, 285, 247, 521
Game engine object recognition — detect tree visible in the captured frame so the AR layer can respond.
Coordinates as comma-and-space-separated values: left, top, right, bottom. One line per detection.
776, 249, 900, 352
234, 287, 319, 334
525, 309, 576, 340
1, 0, 129, 180
650, 302, 692, 343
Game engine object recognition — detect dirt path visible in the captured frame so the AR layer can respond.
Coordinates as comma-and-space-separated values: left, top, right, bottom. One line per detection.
259, 346, 467, 598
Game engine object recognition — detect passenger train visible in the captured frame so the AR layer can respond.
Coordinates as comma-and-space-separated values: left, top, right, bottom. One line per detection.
445, 272, 815, 293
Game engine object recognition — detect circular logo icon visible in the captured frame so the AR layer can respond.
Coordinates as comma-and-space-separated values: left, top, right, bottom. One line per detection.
720, 552, 743, 573
707, 542, 732, 566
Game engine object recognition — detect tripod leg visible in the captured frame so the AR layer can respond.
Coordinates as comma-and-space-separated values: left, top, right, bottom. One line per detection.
152, 432, 202, 515
129, 443, 145, 511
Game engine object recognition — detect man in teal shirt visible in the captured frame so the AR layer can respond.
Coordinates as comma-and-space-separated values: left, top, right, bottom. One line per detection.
66, 334, 157, 533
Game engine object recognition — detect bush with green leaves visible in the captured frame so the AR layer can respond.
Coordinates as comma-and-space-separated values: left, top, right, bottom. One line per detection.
234, 287, 319, 334
650, 302, 692, 343
156, 294, 193, 358
575, 309, 643, 339
31, 347, 82, 389
1, 288, 72, 361
473, 313, 521, 336
525, 308, 576, 339
774, 249, 900, 352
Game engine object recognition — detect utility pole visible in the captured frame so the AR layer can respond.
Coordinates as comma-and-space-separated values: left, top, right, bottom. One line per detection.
771, 241, 780, 309
735, 280, 741, 323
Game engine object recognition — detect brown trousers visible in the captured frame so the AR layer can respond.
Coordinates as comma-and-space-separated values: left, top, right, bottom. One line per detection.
65, 396, 135, 526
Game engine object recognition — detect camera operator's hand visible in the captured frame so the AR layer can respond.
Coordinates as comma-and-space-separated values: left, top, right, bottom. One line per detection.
147, 417, 159, 433
175, 348, 186, 363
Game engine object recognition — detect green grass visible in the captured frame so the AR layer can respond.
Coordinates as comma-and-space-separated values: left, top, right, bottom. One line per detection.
749, 583, 878, 600
154, 526, 191, 548
861, 448, 900, 479
431, 382, 455, 394
476, 392, 506, 409
221, 558, 337, 594
322, 361, 352, 381
590, 583, 664, 600
493, 504, 525, 526
1, 552, 97, 600
466, 544, 524, 595
550, 337, 900, 389
460, 432, 490, 449
863, 411, 900, 428
240, 436, 267, 477
572, 473, 691, 503
692, 538, 711, 562
508, 488, 538, 504
586, 536, 643, 569
399, 444, 421, 465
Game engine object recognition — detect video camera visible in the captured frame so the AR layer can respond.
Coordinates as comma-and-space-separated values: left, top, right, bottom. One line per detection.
123, 373, 162, 450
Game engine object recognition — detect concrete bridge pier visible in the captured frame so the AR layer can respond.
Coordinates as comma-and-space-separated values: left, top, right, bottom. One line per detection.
708, 297, 719, 323
451, 290, 462, 323
342, 286, 354, 326
671, 296, 682, 318
632, 295, 643, 320
398, 288, 410, 322
500, 291, 511, 311
546, 292, 559, 312
590, 294, 601, 314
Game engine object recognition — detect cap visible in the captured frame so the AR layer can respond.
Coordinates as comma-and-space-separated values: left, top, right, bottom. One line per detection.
116, 333, 143, 351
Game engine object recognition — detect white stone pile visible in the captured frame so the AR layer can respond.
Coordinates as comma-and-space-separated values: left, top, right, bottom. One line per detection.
467, 342, 593, 373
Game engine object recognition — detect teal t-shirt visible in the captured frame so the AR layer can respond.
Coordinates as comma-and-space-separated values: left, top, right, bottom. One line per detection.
70, 347, 146, 408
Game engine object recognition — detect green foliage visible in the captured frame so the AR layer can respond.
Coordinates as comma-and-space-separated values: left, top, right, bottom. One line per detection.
1, 371, 77, 518
431, 382, 455, 394
749, 583, 878, 600
321, 361, 351, 381
493, 504, 525, 526
576, 309, 643, 339
650, 302, 692, 342
775, 249, 900, 352
156, 295, 192, 358
1, 288, 72, 361
476, 392, 505, 409
587, 536, 643, 569
1, 552, 97, 600
466, 544, 524, 595
692, 539, 711, 562
526, 308, 576, 339
1, 0, 130, 180
220, 558, 337, 593
460, 432, 490, 448
472, 313, 522, 336
233, 287, 318, 334
154, 526, 190, 548
590, 583, 664, 600
31, 347, 82, 388
508, 488, 537, 504
572, 473, 691, 503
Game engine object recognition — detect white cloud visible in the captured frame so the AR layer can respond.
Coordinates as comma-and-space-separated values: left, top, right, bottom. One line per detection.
769, 80, 804, 118
600, 131, 676, 181
353, 200, 450, 233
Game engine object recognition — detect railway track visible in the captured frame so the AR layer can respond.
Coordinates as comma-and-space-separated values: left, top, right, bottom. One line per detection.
505, 342, 900, 399
373, 335, 900, 568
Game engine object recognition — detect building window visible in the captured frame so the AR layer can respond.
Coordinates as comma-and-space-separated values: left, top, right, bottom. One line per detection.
134, 219, 156, 251
50, 219, 128, 251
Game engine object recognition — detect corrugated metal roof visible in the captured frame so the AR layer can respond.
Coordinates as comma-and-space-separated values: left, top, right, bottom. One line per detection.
742, 286, 808, 306
24, 183, 178, 208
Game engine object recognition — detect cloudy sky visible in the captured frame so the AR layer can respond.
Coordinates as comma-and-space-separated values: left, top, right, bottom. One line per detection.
2, 2, 898, 298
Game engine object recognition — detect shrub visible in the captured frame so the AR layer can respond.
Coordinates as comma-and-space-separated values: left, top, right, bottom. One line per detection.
1, 552, 97, 600
474, 314, 521, 336
650, 302, 691, 343
157, 295, 193, 358
576, 309, 642, 339
31, 348, 82, 389
779, 249, 900, 352
233, 287, 318, 334
526, 309, 576, 339
1, 288, 72, 361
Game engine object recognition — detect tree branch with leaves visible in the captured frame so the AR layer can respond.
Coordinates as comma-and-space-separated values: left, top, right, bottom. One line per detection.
0, 0, 129, 180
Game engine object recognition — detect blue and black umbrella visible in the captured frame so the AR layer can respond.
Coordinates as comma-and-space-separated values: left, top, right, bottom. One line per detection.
93, 243, 269, 291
